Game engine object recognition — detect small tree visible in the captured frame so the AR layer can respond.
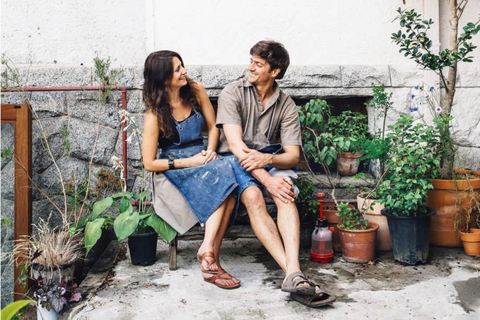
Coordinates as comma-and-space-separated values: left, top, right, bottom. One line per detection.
391, 1, 480, 178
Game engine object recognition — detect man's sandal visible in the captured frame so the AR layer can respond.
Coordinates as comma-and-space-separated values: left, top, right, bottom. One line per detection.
197, 251, 218, 274
290, 287, 336, 308
281, 271, 315, 295
203, 268, 241, 289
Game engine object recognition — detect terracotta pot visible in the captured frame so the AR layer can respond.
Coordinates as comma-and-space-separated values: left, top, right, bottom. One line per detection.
471, 228, 480, 234
357, 194, 391, 251
323, 204, 342, 253
337, 152, 363, 176
460, 231, 480, 257
427, 171, 480, 247
338, 222, 378, 263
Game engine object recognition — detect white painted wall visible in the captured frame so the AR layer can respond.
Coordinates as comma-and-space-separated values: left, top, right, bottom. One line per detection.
2, 0, 479, 68
152, 0, 418, 66
1, 0, 147, 67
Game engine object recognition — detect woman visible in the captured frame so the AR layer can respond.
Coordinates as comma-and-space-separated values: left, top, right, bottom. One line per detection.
142, 50, 240, 289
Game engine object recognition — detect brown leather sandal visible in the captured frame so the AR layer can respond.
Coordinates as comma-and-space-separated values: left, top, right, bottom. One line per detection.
197, 251, 218, 274
281, 271, 315, 295
203, 268, 241, 289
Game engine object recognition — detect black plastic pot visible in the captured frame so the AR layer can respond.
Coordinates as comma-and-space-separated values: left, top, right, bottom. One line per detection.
128, 231, 158, 266
381, 207, 436, 265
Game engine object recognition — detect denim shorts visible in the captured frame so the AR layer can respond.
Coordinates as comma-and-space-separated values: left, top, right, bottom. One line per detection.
221, 145, 299, 216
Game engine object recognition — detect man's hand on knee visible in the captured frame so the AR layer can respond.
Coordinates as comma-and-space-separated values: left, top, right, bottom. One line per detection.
264, 175, 295, 204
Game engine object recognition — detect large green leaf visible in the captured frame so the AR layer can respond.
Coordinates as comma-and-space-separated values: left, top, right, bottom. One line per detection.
84, 218, 105, 254
138, 190, 150, 201
91, 197, 113, 220
119, 198, 133, 214
145, 214, 177, 243
114, 211, 139, 241
1, 300, 32, 320
112, 191, 133, 200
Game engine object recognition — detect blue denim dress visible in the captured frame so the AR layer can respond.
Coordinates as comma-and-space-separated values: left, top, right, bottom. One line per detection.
159, 108, 238, 226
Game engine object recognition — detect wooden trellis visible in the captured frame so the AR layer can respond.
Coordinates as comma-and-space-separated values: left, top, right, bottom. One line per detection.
1, 104, 32, 300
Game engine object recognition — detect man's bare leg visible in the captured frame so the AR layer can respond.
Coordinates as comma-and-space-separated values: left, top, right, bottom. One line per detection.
242, 185, 314, 293
272, 196, 301, 275
241, 186, 288, 271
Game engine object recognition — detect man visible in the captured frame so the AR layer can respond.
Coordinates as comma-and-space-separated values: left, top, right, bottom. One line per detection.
216, 40, 335, 308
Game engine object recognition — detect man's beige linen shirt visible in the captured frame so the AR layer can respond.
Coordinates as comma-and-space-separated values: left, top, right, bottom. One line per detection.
216, 79, 301, 153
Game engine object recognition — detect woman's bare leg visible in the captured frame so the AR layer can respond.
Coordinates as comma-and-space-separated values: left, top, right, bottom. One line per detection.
201, 195, 240, 287
212, 196, 240, 285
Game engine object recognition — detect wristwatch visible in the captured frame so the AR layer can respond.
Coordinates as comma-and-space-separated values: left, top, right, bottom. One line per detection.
168, 158, 175, 170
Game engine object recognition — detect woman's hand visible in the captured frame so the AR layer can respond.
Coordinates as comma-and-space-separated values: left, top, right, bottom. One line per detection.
201, 149, 218, 163
189, 152, 208, 167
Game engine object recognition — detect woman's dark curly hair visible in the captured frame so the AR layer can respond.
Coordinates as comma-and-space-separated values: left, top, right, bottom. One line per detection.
143, 50, 198, 137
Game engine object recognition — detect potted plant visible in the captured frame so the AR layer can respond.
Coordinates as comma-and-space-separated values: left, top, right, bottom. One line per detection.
84, 110, 177, 266
295, 176, 319, 249
327, 111, 370, 176
11, 221, 82, 320
335, 202, 378, 263
452, 170, 480, 256
33, 279, 80, 320
392, 4, 480, 247
378, 114, 440, 265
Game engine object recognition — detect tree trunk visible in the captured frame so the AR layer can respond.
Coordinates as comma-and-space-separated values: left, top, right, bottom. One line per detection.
440, 0, 460, 178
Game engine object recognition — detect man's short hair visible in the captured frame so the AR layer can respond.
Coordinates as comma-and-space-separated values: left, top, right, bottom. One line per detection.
250, 40, 290, 80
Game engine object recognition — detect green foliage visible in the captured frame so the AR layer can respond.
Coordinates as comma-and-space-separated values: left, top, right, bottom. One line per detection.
365, 85, 393, 113
298, 99, 337, 166
84, 218, 105, 253
1, 147, 14, 158
295, 176, 319, 223
1, 215, 12, 227
60, 126, 70, 152
84, 191, 177, 252
391, 6, 480, 178
377, 115, 440, 217
356, 135, 390, 163
391, 8, 479, 70
336, 202, 368, 230
327, 111, 369, 153
93, 56, 124, 104
1, 300, 32, 320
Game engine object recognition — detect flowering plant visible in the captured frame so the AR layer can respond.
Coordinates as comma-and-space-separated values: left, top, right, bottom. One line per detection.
83, 110, 176, 253
407, 83, 452, 178
377, 114, 441, 216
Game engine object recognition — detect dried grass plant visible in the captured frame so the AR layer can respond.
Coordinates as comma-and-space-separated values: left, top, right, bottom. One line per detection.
10, 219, 83, 283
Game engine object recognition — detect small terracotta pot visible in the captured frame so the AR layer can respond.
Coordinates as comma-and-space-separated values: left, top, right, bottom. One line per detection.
337, 152, 363, 176
338, 222, 379, 263
470, 228, 480, 234
460, 231, 480, 257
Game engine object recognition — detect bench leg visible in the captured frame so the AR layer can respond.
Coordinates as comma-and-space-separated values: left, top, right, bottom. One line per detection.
169, 237, 178, 270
